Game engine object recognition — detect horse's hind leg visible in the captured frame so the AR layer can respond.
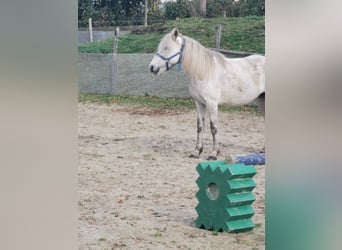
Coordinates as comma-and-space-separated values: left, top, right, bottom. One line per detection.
207, 104, 220, 160
190, 101, 206, 158
255, 92, 265, 117
255, 92, 265, 153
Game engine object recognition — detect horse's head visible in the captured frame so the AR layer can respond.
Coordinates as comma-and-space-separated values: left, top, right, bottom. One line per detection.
149, 28, 185, 75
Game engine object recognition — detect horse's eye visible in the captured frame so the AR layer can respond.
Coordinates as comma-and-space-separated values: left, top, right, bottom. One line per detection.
164, 46, 168, 50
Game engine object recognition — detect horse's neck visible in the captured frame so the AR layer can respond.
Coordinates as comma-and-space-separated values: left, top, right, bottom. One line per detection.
182, 36, 216, 80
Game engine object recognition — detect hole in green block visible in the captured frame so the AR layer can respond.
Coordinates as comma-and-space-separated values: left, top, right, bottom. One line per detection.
207, 182, 219, 200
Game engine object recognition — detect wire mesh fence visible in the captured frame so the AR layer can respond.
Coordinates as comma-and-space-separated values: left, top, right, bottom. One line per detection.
78, 30, 131, 43
78, 53, 191, 98
78, 53, 114, 95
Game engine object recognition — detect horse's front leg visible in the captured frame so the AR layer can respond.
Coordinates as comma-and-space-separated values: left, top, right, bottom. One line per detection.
190, 102, 206, 158
207, 104, 220, 160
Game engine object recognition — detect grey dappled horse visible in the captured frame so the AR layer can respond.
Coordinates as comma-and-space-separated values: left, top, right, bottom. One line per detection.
149, 28, 265, 160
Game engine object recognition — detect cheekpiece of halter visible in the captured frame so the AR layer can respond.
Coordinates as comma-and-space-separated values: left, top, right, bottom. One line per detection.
156, 38, 185, 72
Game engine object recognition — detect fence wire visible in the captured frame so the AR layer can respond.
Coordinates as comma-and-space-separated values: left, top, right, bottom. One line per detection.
78, 53, 191, 98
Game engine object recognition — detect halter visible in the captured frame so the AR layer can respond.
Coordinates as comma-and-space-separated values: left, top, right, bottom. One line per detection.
156, 38, 185, 71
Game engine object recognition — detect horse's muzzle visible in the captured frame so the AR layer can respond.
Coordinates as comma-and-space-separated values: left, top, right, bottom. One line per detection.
149, 65, 159, 75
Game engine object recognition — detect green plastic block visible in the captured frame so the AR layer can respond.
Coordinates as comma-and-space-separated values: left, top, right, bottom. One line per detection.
195, 204, 230, 232
226, 205, 254, 220
196, 161, 256, 180
195, 161, 256, 233
227, 178, 256, 193
225, 164, 257, 179
226, 192, 255, 206
226, 219, 255, 233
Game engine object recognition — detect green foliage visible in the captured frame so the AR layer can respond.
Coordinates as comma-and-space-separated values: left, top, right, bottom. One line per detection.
78, 0, 95, 27
212, 231, 219, 236
78, 16, 264, 54
120, 0, 145, 25
164, 0, 192, 20
206, 0, 265, 18
78, 0, 264, 27
255, 223, 263, 228
117, 33, 164, 53
237, 0, 264, 17
78, 38, 115, 53
78, 0, 147, 27
164, 2, 180, 20
160, 16, 265, 53
206, 0, 225, 18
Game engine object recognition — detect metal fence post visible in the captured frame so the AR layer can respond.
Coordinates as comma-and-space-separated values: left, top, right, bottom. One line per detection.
215, 24, 222, 49
111, 27, 119, 95
88, 18, 93, 42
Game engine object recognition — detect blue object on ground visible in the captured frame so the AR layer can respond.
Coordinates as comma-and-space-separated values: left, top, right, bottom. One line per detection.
225, 153, 265, 165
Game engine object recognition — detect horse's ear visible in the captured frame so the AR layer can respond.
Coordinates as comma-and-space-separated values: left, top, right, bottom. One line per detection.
171, 28, 179, 40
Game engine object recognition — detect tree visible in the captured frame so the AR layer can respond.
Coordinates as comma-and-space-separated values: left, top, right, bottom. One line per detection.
246, 0, 264, 16
205, 0, 265, 18
206, 0, 225, 18
144, 0, 148, 26
148, 0, 164, 24
78, 0, 95, 27
231, 0, 265, 17
149, 0, 161, 12
200, 0, 206, 17
120, 0, 144, 24
164, 0, 194, 20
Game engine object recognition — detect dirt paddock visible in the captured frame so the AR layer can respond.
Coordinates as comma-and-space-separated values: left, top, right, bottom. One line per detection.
78, 102, 265, 250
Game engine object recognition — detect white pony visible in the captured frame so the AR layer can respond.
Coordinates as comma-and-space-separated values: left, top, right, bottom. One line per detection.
149, 28, 265, 160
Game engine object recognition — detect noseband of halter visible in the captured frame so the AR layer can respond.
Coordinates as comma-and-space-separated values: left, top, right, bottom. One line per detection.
156, 38, 185, 71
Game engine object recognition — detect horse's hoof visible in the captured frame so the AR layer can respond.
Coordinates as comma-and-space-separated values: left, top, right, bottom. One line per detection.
207, 155, 218, 161
189, 153, 199, 159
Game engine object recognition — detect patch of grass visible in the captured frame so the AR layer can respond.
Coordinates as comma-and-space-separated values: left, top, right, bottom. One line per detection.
79, 93, 260, 114
79, 93, 195, 110
163, 16, 265, 54
219, 103, 259, 114
98, 237, 106, 242
79, 93, 117, 104
255, 223, 262, 228
153, 231, 162, 237
78, 16, 264, 54
212, 231, 219, 236
78, 38, 115, 53
118, 33, 164, 53
236, 238, 249, 245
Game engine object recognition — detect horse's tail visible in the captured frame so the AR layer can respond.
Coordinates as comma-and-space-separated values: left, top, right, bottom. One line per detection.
255, 92, 265, 116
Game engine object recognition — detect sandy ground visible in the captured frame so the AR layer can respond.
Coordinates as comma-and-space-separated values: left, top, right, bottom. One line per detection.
78, 102, 265, 250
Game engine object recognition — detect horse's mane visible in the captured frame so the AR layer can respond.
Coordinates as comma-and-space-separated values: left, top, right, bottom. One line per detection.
182, 36, 226, 80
